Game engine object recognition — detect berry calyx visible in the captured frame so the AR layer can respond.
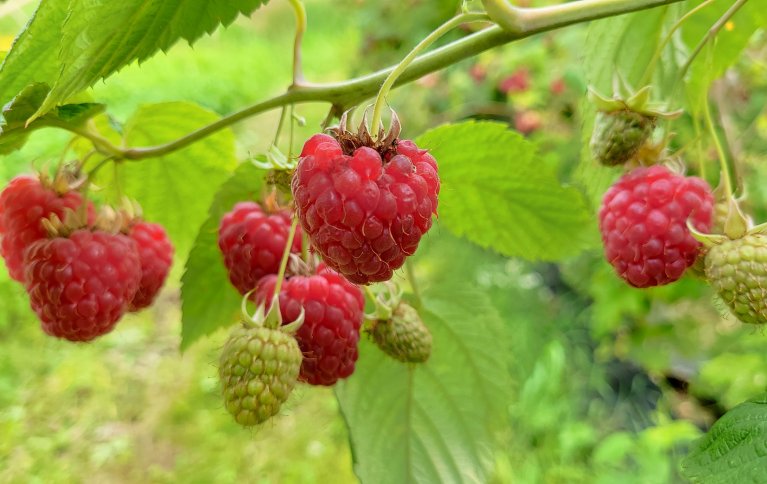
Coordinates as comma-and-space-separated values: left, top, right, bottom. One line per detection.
0, 174, 94, 282
23, 229, 141, 341
589, 85, 681, 167
292, 113, 439, 284
128, 221, 174, 311
218, 201, 302, 295
370, 302, 432, 363
256, 265, 365, 386
599, 165, 713, 288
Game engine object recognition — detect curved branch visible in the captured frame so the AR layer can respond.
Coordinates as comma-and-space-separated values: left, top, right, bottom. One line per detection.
90, 0, 683, 161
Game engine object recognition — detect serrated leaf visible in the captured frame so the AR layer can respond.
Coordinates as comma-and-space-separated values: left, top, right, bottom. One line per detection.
335, 283, 512, 484
415, 121, 594, 261
180, 162, 265, 351
31, 0, 269, 120
108, 102, 237, 257
0, 82, 104, 154
681, 394, 767, 483
0, 0, 68, 107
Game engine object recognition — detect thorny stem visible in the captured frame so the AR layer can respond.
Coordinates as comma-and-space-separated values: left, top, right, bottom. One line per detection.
369, 12, 490, 138
287, 0, 307, 85
703, 99, 732, 199
50, 0, 684, 161
273, 218, 299, 299
638, 0, 716, 87
404, 260, 423, 310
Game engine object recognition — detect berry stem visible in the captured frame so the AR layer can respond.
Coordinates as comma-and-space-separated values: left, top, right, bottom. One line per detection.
287, 0, 307, 86
404, 260, 423, 310
703, 98, 732, 200
272, 106, 288, 146
273, 218, 299, 300
369, 12, 490, 138
288, 104, 296, 160
676, 0, 749, 84
47, 0, 684, 161
637, 0, 716, 88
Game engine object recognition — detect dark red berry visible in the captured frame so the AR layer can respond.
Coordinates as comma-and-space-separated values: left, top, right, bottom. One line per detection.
218, 201, 302, 295
256, 264, 365, 386
24, 230, 141, 341
599, 165, 713, 287
292, 134, 439, 284
128, 221, 174, 311
0, 175, 94, 282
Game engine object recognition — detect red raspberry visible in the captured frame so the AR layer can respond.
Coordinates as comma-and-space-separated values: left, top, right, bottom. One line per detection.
23, 230, 141, 341
218, 201, 302, 295
292, 134, 439, 284
0, 175, 93, 282
128, 221, 174, 311
256, 265, 365, 386
599, 165, 713, 288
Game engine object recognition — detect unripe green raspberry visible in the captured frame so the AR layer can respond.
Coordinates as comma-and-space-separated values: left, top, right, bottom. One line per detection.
591, 110, 655, 166
219, 323, 302, 426
370, 303, 432, 363
705, 234, 767, 325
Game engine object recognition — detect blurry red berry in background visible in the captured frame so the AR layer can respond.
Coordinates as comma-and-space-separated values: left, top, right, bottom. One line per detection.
469, 64, 487, 84
550, 77, 566, 95
514, 111, 542, 135
499, 68, 530, 94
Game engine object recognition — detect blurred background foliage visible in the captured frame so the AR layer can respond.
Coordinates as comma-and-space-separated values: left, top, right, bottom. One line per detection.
0, 0, 766, 482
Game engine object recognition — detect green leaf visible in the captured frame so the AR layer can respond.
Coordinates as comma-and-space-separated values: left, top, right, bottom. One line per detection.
416, 121, 594, 261
681, 394, 767, 483
31, 0, 269, 120
180, 162, 265, 351
335, 284, 512, 483
682, 0, 764, 115
0, 0, 68, 106
0, 82, 104, 154
109, 102, 237, 256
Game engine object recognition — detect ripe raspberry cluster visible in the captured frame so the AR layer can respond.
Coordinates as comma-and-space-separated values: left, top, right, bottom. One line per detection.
599, 165, 713, 288
292, 133, 439, 284
218, 201, 302, 295
0, 174, 174, 342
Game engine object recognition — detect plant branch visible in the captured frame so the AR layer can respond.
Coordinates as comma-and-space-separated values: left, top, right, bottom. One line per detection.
68, 0, 684, 161
370, 12, 490, 137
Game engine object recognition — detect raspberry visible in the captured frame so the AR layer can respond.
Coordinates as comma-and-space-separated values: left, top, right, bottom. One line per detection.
591, 110, 655, 166
218, 201, 302, 295
128, 221, 174, 311
370, 302, 432, 363
219, 322, 302, 426
0, 175, 93, 282
599, 165, 713, 288
292, 133, 439, 284
705, 235, 767, 325
256, 265, 365, 386
23, 229, 141, 341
